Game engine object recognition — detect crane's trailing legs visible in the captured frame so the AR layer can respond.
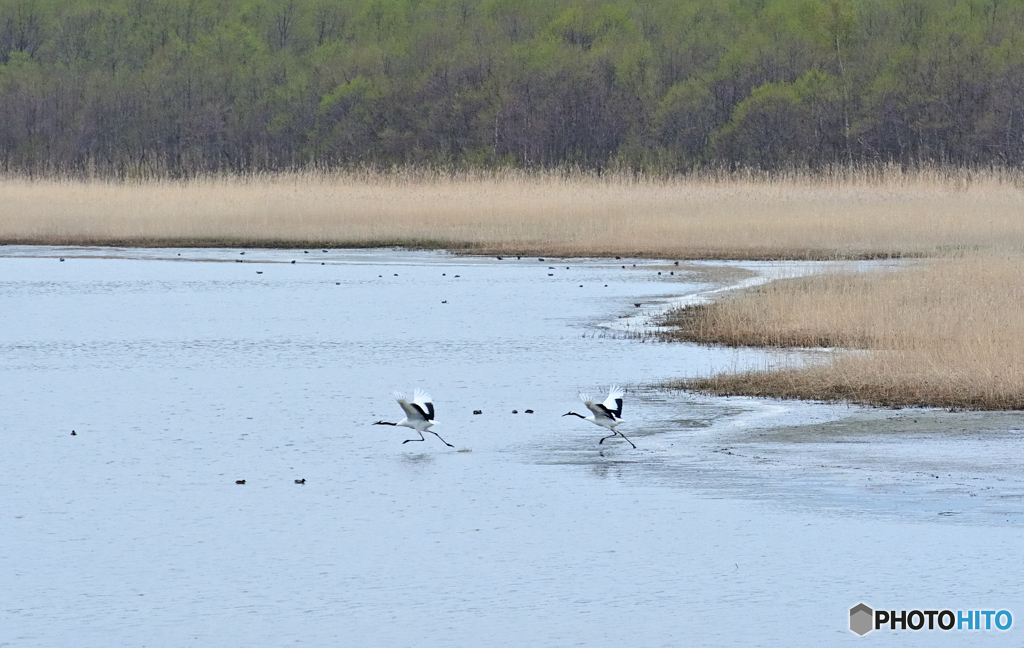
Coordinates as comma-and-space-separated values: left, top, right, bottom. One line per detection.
599, 430, 636, 449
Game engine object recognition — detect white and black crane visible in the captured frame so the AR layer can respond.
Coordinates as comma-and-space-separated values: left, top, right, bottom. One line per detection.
562, 385, 636, 448
374, 389, 453, 447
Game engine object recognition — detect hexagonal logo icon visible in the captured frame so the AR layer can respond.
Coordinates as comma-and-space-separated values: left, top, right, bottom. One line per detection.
850, 603, 874, 636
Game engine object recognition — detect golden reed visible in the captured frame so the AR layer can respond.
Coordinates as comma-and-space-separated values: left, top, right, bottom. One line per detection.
3, 166, 1024, 258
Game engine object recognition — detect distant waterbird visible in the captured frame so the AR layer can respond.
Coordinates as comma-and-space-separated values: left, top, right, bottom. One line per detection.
563, 386, 636, 448
374, 390, 453, 447
295, 478, 306, 484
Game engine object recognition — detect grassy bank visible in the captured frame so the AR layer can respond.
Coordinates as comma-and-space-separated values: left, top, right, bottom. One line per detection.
3, 167, 1024, 259
664, 254, 1024, 409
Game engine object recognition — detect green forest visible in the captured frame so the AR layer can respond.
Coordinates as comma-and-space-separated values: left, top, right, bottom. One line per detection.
1, 0, 1023, 174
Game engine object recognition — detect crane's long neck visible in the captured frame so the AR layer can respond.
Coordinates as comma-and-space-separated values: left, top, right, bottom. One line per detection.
373, 420, 398, 426
563, 412, 587, 419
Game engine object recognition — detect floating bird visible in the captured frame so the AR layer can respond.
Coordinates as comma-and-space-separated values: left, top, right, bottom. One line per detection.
236, 479, 246, 484
563, 386, 636, 448
634, 303, 642, 307
256, 271, 263, 274
295, 478, 306, 484
304, 250, 309, 253
374, 390, 452, 447
291, 260, 296, 264
441, 300, 447, 304
497, 256, 503, 260
674, 261, 679, 266
71, 430, 76, 436
512, 410, 518, 414
473, 410, 482, 415
59, 258, 65, 262
525, 409, 534, 414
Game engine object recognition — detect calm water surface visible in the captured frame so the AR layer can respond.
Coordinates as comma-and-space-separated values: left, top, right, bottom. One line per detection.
0, 248, 1020, 647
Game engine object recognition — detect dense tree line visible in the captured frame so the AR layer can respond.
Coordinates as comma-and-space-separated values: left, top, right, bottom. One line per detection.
1, 0, 1023, 175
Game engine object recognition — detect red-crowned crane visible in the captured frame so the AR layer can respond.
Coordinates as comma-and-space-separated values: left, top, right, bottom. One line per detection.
563, 385, 636, 448
374, 389, 453, 447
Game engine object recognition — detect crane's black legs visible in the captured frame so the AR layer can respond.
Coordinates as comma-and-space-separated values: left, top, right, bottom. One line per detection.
429, 431, 454, 448
599, 431, 637, 449
401, 430, 452, 447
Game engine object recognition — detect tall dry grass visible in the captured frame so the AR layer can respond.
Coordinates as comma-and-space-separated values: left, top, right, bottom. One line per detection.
666, 253, 1024, 409
3, 166, 1024, 258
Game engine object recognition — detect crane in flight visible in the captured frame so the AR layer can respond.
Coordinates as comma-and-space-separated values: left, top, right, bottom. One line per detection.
374, 390, 453, 447
563, 385, 636, 449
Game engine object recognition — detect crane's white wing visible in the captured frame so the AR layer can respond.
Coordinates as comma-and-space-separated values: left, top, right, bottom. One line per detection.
412, 389, 435, 421
393, 391, 424, 421
580, 392, 616, 421
602, 385, 624, 419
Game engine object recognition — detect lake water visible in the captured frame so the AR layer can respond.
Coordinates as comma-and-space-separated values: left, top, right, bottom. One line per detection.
1, 247, 1021, 646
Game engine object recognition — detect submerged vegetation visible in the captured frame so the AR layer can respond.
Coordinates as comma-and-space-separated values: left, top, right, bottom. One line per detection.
1, 0, 1024, 175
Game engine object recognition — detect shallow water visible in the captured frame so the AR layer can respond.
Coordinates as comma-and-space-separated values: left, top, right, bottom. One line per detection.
1, 247, 1020, 647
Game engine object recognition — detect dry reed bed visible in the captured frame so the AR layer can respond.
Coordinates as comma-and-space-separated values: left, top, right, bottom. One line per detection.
3, 168, 1024, 258
665, 254, 1024, 409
